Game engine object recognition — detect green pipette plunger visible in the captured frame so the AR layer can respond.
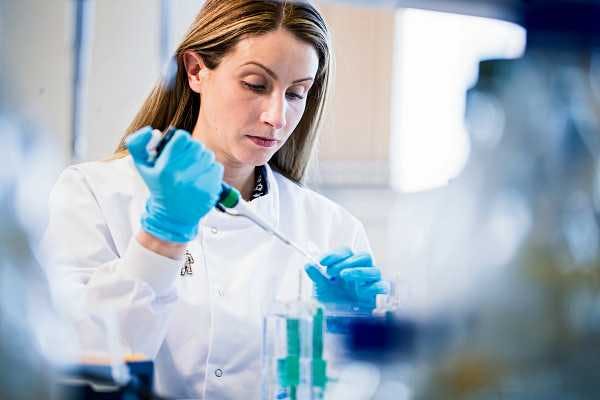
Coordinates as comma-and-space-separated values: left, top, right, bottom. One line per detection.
218, 183, 240, 209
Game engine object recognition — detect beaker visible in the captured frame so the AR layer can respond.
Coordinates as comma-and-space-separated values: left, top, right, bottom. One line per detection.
261, 300, 327, 400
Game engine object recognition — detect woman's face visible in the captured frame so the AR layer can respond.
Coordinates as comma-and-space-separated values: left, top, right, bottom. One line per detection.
189, 28, 319, 167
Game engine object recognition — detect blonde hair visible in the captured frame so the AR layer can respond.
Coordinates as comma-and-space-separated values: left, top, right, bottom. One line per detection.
113, 0, 332, 183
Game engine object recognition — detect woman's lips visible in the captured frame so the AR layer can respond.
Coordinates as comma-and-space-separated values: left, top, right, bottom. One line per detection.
246, 135, 280, 148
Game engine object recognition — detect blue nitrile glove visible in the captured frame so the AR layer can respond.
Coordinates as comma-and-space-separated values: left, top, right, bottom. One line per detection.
305, 247, 390, 314
126, 127, 223, 243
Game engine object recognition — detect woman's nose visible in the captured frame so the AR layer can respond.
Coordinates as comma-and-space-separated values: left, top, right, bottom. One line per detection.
261, 94, 286, 130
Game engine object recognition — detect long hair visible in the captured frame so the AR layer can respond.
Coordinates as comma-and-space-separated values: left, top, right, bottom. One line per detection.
113, 0, 331, 183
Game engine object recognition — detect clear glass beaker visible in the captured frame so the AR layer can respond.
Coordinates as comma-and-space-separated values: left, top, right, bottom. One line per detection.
261, 300, 326, 400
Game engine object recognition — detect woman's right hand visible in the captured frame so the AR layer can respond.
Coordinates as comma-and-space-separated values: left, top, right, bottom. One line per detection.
127, 126, 223, 244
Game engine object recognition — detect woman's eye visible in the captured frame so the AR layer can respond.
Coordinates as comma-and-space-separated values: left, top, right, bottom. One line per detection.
286, 92, 305, 101
242, 82, 266, 92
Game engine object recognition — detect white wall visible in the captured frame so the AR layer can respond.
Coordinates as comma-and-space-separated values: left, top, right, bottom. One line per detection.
84, 0, 161, 160
1, 0, 72, 163
316, 3, 395, 186
85, 0, 204, 161
1, 0, 204, 163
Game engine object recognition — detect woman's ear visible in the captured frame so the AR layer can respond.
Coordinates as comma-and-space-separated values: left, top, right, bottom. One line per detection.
183, 51, 208, 94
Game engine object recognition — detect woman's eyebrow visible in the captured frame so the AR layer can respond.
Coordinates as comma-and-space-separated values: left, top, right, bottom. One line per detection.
240, 61, 314, 84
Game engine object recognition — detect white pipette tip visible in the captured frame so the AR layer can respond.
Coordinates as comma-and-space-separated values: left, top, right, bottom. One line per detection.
312, 262, 332, 281
303, 243, 333, 281
302, 254, 332, 281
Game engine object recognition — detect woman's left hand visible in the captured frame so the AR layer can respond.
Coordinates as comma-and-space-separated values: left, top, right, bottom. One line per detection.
305, 247, 390, 313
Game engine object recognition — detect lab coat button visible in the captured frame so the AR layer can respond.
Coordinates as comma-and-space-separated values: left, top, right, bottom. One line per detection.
216, 287, 224, 297
210, 227, 218, 235
215, 368, 223, 378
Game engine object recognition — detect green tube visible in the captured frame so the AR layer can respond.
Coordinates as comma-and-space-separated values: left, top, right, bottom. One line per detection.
277, 318, 301, 396
312, 307, 327, 389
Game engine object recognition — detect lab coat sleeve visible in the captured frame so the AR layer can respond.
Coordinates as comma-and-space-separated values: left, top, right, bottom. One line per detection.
43, 165, 180, 359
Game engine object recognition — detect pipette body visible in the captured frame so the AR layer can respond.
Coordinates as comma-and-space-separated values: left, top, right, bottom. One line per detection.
217, 184, 330, 279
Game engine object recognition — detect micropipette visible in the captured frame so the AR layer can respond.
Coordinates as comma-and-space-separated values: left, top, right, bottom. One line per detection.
142, 127, 331, 279
217, 184, 330, 278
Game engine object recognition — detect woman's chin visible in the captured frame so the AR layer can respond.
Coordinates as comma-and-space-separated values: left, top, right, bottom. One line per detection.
234, 149, 274, 167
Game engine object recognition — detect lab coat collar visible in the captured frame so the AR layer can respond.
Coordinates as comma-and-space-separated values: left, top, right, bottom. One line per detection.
127, 156, 280, 233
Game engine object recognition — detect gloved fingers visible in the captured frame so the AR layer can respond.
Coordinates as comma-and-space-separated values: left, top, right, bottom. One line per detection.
180, 149, 219, 188
192, 149, 219, 177
319, 247, 353, 267
356, 281, 390, 301
196, 143, 216, 169
201, 163, 225, 197
155, 129, 193, 168
305, 263, 331, 287
209, 162, 224, 180
126, 126, 153, 165
173, 134, 216, 173
339, 267, 381, 285
186, 139, 212, 166
327, 252, 373, 278
176, 147, 217, 182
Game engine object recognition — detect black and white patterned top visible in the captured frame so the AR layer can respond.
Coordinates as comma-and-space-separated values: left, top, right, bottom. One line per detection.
250, 165, 269, 200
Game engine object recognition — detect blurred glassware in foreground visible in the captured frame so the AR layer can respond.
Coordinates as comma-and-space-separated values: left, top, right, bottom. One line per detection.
0, 115, 73, 399
412, 42, 600, 399
337, 2, 600, 399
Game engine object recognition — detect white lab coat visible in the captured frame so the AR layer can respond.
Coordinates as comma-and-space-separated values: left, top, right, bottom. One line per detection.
42, 156, 371, 399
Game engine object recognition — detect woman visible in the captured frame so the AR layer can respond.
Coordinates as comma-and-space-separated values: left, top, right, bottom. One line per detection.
44, 0, 389, 398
